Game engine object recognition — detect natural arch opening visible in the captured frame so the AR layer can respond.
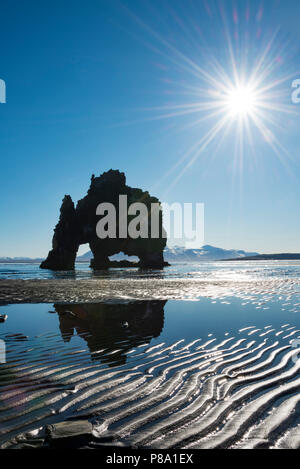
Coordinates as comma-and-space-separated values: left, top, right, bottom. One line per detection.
76, 244, 92, 263
108, 252, 139, 268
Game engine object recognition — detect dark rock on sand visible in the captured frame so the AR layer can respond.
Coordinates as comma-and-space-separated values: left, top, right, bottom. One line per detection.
46, 420, 93, 448
43, 420, 131, 449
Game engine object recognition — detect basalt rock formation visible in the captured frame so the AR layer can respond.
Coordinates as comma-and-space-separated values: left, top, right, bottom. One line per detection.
40, 170, 167, 270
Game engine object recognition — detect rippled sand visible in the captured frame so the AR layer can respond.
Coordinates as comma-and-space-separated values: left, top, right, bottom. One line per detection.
1, 324, 300, 449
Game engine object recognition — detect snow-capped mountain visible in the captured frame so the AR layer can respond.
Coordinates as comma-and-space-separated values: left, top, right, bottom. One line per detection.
76, 245, 259, 263
163, 245, 259, 262
0, 245, 259, 264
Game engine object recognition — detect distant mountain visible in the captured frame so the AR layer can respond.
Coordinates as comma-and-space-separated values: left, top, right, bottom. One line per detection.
76, 251, 93, 261
224, 253, 300, 261
76, 245, 259, 263
0, 257, 43, 263
76, 251, 138, 262
163, 245, 259, 262
0, 245, 261, 265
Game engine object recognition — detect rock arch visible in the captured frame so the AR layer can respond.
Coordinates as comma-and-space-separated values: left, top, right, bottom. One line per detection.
40, 170, 167, 270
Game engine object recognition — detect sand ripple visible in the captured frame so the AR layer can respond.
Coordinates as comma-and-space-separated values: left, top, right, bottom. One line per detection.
1, 325, 300, 449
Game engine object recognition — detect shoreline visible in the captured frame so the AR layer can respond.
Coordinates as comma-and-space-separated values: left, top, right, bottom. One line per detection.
0, 276, 296, 305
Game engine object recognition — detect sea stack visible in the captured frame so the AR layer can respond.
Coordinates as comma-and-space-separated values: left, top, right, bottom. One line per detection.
41, 170, 167, 271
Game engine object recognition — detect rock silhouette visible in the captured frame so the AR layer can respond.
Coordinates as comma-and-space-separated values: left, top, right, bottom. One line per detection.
41, 170, 167, 270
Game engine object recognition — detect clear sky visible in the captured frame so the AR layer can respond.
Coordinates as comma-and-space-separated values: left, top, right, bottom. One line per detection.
1, 0, 300, 257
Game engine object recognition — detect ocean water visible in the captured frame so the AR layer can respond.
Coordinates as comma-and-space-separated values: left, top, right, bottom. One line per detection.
0, 261, 300, 448
1, 260, 300, 280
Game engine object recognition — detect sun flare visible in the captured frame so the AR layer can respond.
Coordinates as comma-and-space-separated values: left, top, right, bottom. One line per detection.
127, 3, 297, 189
225, 85, 257, 118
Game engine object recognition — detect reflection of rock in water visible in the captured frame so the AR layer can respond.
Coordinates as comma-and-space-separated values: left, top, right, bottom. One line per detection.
54, 301, 166, 367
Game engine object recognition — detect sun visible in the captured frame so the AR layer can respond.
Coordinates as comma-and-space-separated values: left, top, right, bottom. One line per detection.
225, 85, 257, 118
127, 3, 296, 187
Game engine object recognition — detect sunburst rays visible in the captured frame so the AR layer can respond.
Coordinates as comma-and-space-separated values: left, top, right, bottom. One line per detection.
120, 1, 299, 191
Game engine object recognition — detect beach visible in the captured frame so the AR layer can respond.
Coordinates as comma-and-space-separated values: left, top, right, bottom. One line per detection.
0, 261, 300, 449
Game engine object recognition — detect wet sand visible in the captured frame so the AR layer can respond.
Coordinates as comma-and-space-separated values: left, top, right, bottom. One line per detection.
0, 276, 299, 305
1, 264, 300, 449
1, 317, 300, 449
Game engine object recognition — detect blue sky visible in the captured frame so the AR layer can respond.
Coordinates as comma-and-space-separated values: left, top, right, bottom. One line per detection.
1, 0, 300, 257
